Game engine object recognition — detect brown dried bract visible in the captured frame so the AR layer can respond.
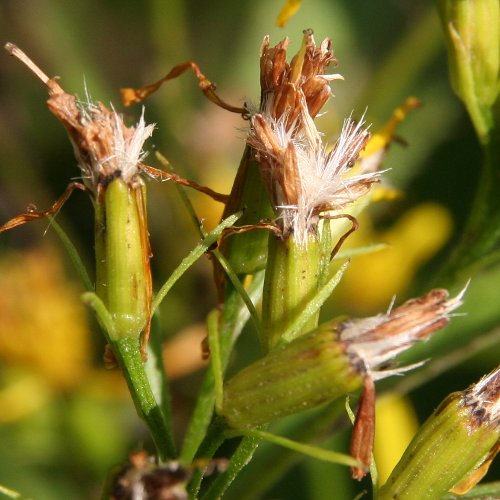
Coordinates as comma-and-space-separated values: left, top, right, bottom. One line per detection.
260, 29, 341, 121
121, 60, 247, 116
0, 182, 87, 234
5, 43, 153, 196
359, 289, 453, 343
350, 376, 376, 480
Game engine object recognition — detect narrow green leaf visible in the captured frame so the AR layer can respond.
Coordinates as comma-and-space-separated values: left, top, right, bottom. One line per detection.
232, 429, 362, 469
151, 211, 241, 314
49, 217, 93, 292
81, 291, 116, 341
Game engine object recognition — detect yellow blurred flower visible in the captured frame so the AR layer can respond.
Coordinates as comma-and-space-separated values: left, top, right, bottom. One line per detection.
339, 202, 453, 313
276, 0, 302, 27
0, 246, 91, 390
374, 392, 419, 485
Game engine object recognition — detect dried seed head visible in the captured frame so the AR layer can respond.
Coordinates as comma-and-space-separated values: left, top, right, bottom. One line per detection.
47, 92, 154, 195
461, 365, 500, 432
248, 110, 377, 244
340, 288, 465, 380
249, 33, 380, 244
5, 43, 154, 195
380, 365, 499, 498
259, 29, 342, 122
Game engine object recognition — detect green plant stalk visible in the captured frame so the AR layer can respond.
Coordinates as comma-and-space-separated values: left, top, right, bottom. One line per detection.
435, 0, 500, 283
82, 292, 176, 460
49, 217, 93, 292
93, 177, 175, 459
379, 392, 499, 500
262, 233, 324, 350
227, 398, 353, 500
112, 336, 176, 460
151, 211, 242, 314
145, 318, 174, 446
437, 120, 500, 285
228, 429, 362, 469
180, 271, 265, 462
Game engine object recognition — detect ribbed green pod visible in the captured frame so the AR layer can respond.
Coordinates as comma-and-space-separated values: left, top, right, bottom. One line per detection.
379, 386, 499, 499
262, 233, 325, 350
222, 323, 363, 428
437, 0, 500, 142
95, 178, 151, 341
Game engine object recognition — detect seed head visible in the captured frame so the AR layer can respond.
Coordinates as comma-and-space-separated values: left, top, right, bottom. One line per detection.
249, 33, 380, 244
461, 365, 500, 432
340, 288, 465, 380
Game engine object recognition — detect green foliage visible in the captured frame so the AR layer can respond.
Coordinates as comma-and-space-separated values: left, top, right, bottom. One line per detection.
0, 1, 499, 499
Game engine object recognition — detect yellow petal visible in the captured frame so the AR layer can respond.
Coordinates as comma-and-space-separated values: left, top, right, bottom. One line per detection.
374, 392, 419, 485
276, 0, 302, 28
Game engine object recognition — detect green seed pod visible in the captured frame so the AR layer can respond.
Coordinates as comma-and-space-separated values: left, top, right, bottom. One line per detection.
379, 366, 500, 500
217, 147, 274, 277
222, 322, 362, 429
262, 232, 325, 350
222, 288, 464, 430
95, 178, 151, 341
438, 0, 500, 141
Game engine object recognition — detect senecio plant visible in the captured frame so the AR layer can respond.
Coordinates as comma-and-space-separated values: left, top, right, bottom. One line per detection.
1, 0, 499, 498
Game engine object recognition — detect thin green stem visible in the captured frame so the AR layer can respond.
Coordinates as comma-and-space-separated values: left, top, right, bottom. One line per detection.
212, 248, 262, 340
435, 121, 500, 286
228, 429, 362, 469
81, 292, 116, 341
82, 291, 176, 460
145, 317, 175, 453
113, 336, 176, 460
151, 212, 241, 314
201, 434, 263, 500
49, 217, 93, 292
180, 271, 265, 463
206, 309, 223, 414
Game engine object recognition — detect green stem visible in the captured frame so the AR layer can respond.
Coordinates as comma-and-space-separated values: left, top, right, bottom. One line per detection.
436, 121, 500, 286
180, 271, 265, 463
49, 217, 93, 292
151, 212, 242, 314
221, 398, 353, 500
201, 434, 263, 500
146, 316, 174, 450
230, 429, 362, 469
112, 336, 176, 460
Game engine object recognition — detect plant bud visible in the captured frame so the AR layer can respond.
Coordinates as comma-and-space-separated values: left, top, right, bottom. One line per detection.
379, 366, 499, 499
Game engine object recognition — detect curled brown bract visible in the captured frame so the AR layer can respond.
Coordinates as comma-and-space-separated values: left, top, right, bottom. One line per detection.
0, 182, 88, 234
121, 60, 247, 116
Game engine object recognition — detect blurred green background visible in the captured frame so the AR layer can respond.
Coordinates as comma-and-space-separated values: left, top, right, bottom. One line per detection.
0, 1, 498, 498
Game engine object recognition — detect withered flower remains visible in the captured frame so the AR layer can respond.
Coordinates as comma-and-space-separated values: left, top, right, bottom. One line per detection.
249, 31, 380, 244
223, 288, 463, 427
3, 43, 154, 357
222, 287, 464, 478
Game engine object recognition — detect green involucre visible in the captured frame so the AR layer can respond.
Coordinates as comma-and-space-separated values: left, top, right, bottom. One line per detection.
379, 393, 499, 500
95, 178, 150, 340
222, 323, 363, 428
262, 233, 325, 350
